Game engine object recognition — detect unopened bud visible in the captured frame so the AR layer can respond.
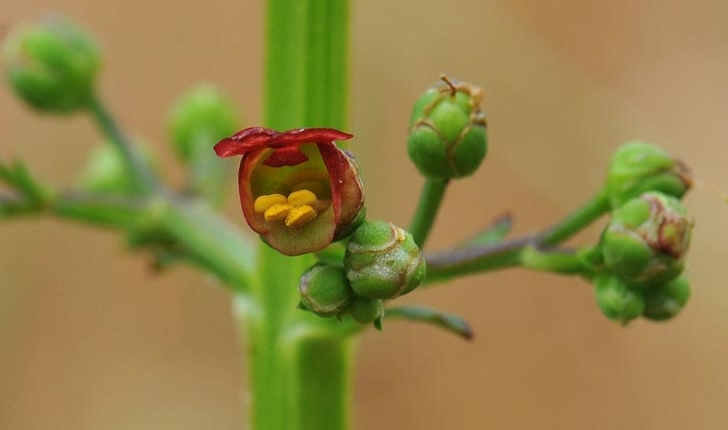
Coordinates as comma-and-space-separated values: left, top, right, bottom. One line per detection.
168, 84, 240, 162
606, 142, 691, 208
642, 275, 691, 321
407, 77, 487, 179
346, 296, 383, 325
3, 15, 100, 113
298, 263, 355, 317
593, 275, 645, 324
344, 221, 426, 299
600, 192, 692, 284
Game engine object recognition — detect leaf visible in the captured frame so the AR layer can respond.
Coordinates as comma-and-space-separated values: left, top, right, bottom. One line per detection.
385, 305, 473, 340
463, 213, 513, 247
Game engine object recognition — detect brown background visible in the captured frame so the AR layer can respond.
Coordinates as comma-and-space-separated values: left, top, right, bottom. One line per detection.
2, 1, 728, 429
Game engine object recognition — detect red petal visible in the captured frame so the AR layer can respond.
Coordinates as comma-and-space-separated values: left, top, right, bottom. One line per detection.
263, 146, 310, 167
214, 127, 278, 158
271, 128, 353, 147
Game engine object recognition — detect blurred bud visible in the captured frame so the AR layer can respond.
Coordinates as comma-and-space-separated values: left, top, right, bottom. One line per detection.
642, 275, 691, 321
77, 139, 156, 194
600, 192, 692, 284
606, 142, 691, 208
346, 296, 383, 325
3, 15, 100, 113
298, 263, 355, 317
168, 84, 240, 162
407, 76, 487, 179
593, 275, 645, 324
344, 221, 426, 299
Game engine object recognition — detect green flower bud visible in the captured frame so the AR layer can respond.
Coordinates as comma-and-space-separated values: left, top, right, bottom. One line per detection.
642, 275, 691, 321
606, 142, 691, 208
593, 275, 645, 324
3, 15, 100, 113
346, 296, 383, 325
600, 192, 692, 284
168, 84, 240, 162
344, 221, 426, 300
298, 263, 355, 317
407, 77, 487, 179
77, 140, 157, 194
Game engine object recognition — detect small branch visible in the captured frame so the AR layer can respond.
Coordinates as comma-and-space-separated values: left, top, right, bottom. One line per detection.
409, 178, 449, 247
425, 189, 611, 283
87, 95, 160, 193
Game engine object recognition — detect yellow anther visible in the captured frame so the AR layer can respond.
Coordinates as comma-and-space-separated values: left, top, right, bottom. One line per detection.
254, 194, 287, 213
287, 189, 318, 207
285, 205, 318, 228
292, 181, 327, 198
264, 203, 292, 223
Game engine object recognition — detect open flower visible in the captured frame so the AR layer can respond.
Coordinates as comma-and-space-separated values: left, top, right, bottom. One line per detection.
214, 127, 365, 256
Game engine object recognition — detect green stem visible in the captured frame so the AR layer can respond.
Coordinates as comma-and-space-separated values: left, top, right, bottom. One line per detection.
536, 187, 610, 246
87, 95, 160, 192
425, 189, 611, 283
241, 1, 354, 430
409, 178, 449, 247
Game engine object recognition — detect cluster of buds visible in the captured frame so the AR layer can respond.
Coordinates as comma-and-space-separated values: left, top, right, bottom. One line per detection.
592, 143, 695, 324
298, 221, 426, 325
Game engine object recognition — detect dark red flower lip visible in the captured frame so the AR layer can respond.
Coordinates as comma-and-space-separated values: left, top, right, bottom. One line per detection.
214, 127, 353, 158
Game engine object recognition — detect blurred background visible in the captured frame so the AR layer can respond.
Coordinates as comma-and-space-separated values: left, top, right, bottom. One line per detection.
2, 0, 728, 429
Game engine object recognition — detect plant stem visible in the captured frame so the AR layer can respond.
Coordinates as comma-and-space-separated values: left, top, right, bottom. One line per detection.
409, 178, 449, 247
241, 1, 354, 429
87, 95, 160, 192
536, 187, 610, 246
425, 189, 611, 283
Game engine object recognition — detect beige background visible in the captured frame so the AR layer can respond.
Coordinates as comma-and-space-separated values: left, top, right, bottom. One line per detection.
2, 1, 728, 429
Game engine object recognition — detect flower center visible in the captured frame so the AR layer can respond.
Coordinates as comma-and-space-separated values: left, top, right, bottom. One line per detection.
254, 188, 325, 229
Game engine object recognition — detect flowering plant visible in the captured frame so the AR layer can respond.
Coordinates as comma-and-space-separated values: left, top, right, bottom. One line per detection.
1, 3, 723, 430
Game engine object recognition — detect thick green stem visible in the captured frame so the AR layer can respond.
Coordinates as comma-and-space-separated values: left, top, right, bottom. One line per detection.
87, 95, 160, 193
241, 1, 354, 430
409, 178, 449, 247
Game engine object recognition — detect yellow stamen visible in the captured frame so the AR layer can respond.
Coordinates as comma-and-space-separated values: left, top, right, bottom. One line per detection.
264, 203, 292, 222
291, 181, 327, 198
287, 189, 318, 207
255, 194, 287, 213
285, 205, 318, 228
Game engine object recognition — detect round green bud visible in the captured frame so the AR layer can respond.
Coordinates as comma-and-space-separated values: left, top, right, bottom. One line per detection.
642, 275, 691, 321
3, 15, 100, 113
168, 84, 240, 162
298, 263, 355, 317
77, 140, 157, 194
600, 192, 692, 285
606, 142, 691, 208
407, 78, 487, 179
593, 275, 645, 324
346, 296, 383, 324
344, 221, 426, 300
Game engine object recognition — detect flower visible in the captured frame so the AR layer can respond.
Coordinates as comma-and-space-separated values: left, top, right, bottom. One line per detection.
214, 127, 365, 256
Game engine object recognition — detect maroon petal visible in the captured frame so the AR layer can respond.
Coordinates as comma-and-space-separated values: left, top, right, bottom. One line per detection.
214, 127, 278, 158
